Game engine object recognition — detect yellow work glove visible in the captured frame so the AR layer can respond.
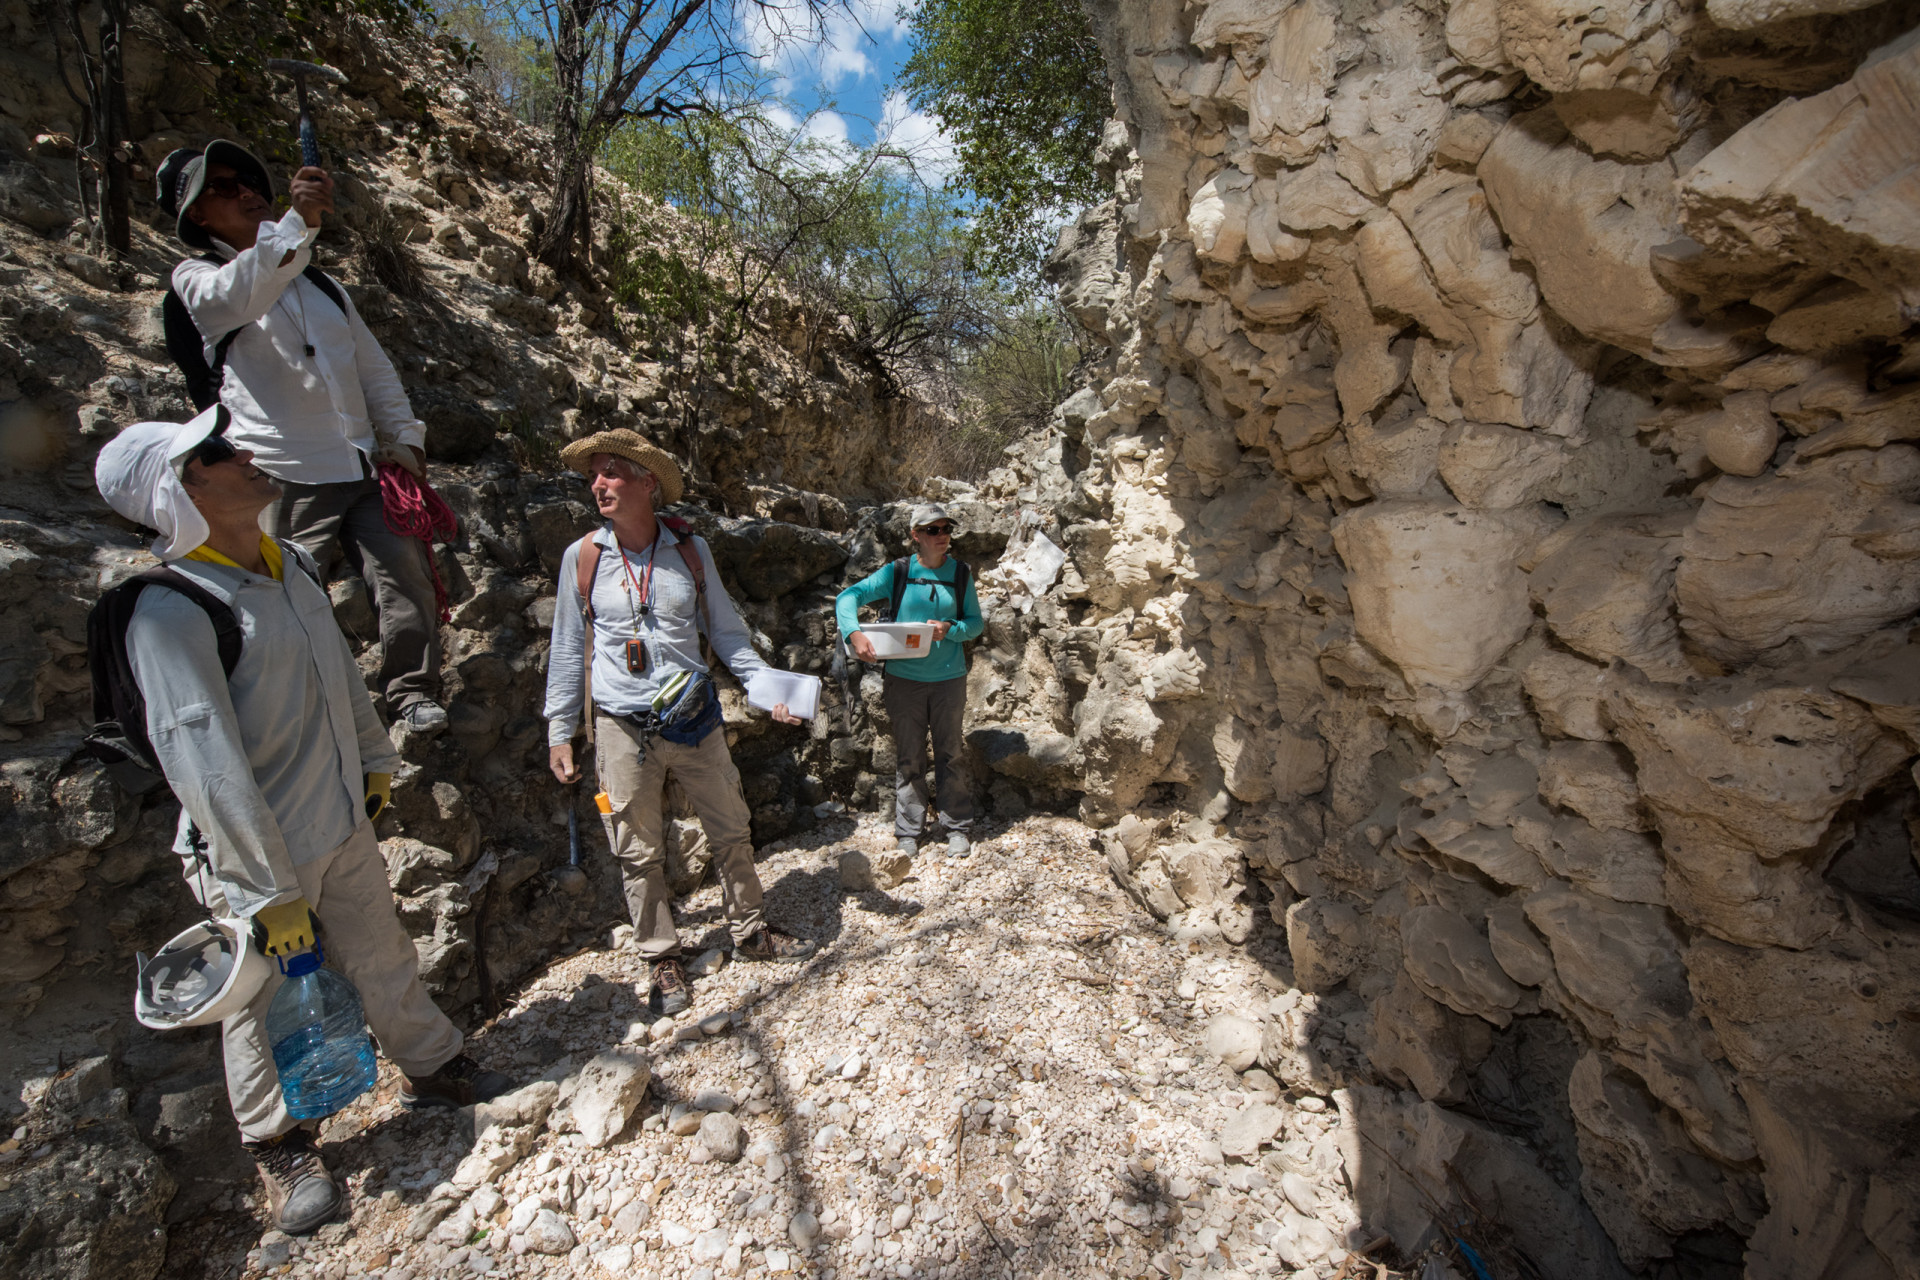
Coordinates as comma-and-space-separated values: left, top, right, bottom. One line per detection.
252, 898, 320, 958
364, 772, 393, 822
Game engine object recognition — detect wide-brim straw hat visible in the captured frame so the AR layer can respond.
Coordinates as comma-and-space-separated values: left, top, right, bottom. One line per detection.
560, 429, 685, 506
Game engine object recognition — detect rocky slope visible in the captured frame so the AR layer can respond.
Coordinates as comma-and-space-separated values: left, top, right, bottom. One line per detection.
987, 0, 1920, 1274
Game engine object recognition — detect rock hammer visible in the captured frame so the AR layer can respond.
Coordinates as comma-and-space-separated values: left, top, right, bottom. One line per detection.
266, 58, 348, 168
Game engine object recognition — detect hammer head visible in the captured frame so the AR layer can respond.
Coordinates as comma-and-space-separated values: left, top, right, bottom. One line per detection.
266, 58, 348, 86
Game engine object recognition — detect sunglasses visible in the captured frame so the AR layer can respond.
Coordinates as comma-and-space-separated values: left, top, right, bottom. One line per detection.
198, 174, 265, 202
183, 412, 239, 471
918, 523, 955, 536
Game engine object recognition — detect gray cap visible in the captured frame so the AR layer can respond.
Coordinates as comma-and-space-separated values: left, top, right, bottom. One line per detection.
909, 503, 956, 530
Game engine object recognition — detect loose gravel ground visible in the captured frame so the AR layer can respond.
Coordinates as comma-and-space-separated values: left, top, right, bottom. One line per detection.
167, 814, 1402, 1280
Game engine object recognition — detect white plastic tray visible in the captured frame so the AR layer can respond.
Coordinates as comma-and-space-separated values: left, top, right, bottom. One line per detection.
860, 622, 937, 659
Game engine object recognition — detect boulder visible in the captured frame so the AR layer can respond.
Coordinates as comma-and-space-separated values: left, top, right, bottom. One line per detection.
1677, 448, 1920, 664
1567, 1052, 1759, 1268
550, 1049, 651, 1148
1333, 500, 1555, 692
1362, 972, 1494, 1102
1435, 421, 1566, 510
413, 383, 498, 463
1536, 741, 1651, 834
1285, 897, 1367, 989
1522, 882, 1690, 1043
1204, 1014, 1264, 1072
1401, 905, 1526, 1026
1219, 1102, 1286, 1160
0, 1085, 176, 1280
1338, 1086, 1635, 1280
1528, 512, 1689, 675
1681, 31, 1920, 307
1604, 667, 1907, 946
708, 521, 849, 601
1482, 110, 1730, 366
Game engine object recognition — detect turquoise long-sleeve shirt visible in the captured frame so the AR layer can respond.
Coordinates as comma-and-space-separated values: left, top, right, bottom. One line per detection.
836, 556, 983, 683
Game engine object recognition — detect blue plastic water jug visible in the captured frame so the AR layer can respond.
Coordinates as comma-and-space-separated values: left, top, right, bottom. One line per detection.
265, 944, 377, 1119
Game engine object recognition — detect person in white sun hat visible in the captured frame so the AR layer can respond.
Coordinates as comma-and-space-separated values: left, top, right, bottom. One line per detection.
93, 409, 509, 1236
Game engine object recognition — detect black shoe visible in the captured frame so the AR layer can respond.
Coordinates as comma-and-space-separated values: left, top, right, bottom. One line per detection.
244, 1127, 339, 1235
399, 700, 448, 736
652, 957, 691, 1015
736, 929, 818, 963
400, 1053, 512, 1110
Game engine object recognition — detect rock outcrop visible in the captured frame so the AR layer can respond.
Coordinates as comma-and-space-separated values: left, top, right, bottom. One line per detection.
966, 0, 1920, 1272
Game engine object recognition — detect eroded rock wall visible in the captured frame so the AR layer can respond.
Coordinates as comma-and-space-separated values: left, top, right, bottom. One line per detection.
987, 0, 1920, 1271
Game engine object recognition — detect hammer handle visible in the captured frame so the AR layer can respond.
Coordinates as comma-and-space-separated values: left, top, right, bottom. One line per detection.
299, 113, 321, 168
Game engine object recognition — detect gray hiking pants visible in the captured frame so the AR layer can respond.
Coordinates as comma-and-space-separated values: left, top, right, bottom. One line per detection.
882, 672, 972, 841
268, 467, 441, 711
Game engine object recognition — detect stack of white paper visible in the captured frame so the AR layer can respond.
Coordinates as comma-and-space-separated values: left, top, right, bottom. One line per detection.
745, 669, 822, 720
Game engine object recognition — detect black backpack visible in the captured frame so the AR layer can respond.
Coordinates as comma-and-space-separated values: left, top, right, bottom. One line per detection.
883, 555, 973, 625
163, 254, 349, 411
84, 568, 245, 795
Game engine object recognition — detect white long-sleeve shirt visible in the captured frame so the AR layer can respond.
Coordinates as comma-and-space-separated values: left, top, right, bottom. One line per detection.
172, 208, 425, 484
126, 545, 399, 918
544, 524, 770, 746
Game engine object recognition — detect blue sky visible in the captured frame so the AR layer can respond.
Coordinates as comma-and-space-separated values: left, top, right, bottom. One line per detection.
740, 0, 957, 173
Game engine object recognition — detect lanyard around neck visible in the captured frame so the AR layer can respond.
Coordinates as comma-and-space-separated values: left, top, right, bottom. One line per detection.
617, 538, 657, 633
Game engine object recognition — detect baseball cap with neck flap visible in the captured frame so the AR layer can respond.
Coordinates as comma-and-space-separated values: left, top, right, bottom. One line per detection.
155, 140, 276, 252
94, 406, 246, 560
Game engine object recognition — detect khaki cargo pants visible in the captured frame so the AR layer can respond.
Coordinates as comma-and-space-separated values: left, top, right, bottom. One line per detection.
189, 822, 463, 1141
594, 714, 766, 958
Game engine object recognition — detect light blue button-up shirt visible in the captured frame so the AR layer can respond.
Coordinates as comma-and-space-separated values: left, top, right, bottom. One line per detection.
544, 523, 769, 746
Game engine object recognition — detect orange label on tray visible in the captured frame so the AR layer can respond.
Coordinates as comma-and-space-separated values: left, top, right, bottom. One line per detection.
907, 636, 922, 648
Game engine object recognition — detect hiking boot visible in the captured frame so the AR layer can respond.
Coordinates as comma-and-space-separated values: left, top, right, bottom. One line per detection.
399, 700, 448, 736
947, 831, 971, 857
400, 1053, 512, 1111
244, 1126, 339, 1236
736, 929, 819, 964
651, 956, 691, 1015
896, 837, 918, 858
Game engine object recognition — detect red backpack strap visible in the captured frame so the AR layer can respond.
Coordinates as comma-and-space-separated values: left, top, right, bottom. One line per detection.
573, 533, 603, 745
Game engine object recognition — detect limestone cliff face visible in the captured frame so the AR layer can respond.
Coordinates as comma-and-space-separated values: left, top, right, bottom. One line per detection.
986, 0, 1920, 1271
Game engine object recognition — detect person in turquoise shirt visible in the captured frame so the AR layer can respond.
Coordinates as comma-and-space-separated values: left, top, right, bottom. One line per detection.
837, 503, 985, 858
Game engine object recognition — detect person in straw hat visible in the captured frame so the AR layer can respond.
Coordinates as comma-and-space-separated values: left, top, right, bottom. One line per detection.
93, 409, 510, 1236
544, 429, 819, 1014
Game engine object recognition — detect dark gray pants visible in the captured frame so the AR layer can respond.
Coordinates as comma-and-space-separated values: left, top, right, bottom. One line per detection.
882, 672, 972, 841
269, 469, 440, 710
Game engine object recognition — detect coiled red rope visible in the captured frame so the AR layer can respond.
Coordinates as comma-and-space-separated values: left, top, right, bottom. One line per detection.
378, 462, 458, 623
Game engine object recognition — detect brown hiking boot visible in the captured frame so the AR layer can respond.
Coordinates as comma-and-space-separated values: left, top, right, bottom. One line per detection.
400, 1053, 513, 1111
244, 1126, 339, 1235
736, 929, 818, 964
651, 956, 691, 1015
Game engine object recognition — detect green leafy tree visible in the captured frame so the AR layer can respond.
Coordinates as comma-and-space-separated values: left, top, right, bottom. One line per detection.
899, 0, 1111, 279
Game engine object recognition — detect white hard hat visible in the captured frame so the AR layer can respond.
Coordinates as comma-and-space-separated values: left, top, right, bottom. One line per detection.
135, 916, 271, 1029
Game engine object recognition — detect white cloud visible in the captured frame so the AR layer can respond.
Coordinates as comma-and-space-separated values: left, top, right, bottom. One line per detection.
802, 109, 852, 148
878, 91, 957, 180
736, 0, 906, 91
